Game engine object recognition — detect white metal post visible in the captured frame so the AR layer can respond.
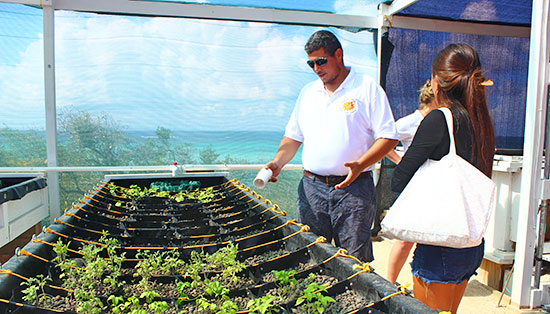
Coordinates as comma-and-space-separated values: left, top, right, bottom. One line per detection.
377, 3, 390, 84
511, 0, 549, 308
43, 0, 61, 223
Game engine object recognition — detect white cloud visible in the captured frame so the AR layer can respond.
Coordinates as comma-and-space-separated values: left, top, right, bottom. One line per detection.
0, 7, 377, 131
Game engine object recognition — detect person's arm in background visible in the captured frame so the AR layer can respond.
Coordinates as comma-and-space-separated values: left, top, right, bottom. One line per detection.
386, 149, 402, 164
335, 138, 398, 189
264, 137, 302, 182
391, 110, 446, 193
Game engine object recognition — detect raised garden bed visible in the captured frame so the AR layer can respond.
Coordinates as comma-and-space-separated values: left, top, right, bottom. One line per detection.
0, 174, 48, 257
0, 173, 435, 314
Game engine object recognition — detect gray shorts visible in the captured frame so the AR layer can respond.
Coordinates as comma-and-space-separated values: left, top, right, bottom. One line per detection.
296, 174, 376, 262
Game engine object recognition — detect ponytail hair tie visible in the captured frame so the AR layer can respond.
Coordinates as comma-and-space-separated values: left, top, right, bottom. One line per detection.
480, 80, 494, 86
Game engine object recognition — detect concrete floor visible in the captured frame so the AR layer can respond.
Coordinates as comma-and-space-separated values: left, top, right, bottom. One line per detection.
370, 238, 542, 314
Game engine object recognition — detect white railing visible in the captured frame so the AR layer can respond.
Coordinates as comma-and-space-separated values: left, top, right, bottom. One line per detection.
0, 164, 304, 173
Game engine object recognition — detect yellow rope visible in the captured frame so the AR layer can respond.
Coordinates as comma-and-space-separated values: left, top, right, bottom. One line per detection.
384, 15, 393, 27
0, 269, 29, 281
0, 298, 66, 313
306, 236, 327, 247
227, 185, 241, 193
18, 249, 49, 263
233, 185, 249, 196
89, 191, 105, 199
56, 219, 104, 235
347, 262, 374, 280
222, 178, 237, 188
45, 227, 104, 247
260, 205, 275, 214
65, 211, 118, 229
241, 234, 316, 254
74, 202, 90, 211
246, 191, 261, 203
251, 200, 268, 209
18, 247, 88, 271
359, 284, 409, 311
334, 248, 363, 264
238, 189, 255, 200
0, 269, 73, 294
64, 211, 81, 220
32, 238, 83, 256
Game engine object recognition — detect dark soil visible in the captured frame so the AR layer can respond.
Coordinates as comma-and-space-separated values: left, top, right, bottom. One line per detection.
125, 280, 180, 299
177, 294, 252, 313
319, 288, 372, 314
262, 273, 339, 302
261, 262, 316, 283
243, 248, 289, 265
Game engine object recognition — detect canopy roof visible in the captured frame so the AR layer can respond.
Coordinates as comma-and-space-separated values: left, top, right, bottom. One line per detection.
398, 0, 532, 25
133, 0, 381, 15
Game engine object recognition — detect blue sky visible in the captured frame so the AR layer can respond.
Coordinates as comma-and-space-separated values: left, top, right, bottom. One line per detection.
0, 2, 379, 132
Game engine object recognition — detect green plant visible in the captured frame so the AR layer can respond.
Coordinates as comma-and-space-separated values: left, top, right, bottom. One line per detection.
149, 301, 169, 314
163, 249, 186, 274
247, 295, 280, 314
125, 296, 147, 314
176, 281, 192, 302
205, 280, 229, 297
204, 242, 245, 283
272, 269, 297, 287
75, 296, 104, 314
108, 295, 126, 314
107, 182, 121, 197
108, 183, 171, 200
218, 299, 239, 314
196, 296, 218, 312
140, 290, 161, 304
99, 232, 126, 290
173, 186, 218, 203
295, 274, 335, 314
21, 274, 52, 305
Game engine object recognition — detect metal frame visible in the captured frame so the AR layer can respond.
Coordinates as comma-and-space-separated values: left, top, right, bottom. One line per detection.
42, 0, 60, 223
0, 0, 378, 224
55, 0, 376, 29
390, 15, 530, 38
0, 164, 304, 173
511, 0, 550, 308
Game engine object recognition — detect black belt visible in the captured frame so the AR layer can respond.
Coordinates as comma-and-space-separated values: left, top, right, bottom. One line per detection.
303, 170, 372, 187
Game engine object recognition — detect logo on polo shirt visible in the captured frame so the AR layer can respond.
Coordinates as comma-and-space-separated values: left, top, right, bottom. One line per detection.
342, 100, 357, 113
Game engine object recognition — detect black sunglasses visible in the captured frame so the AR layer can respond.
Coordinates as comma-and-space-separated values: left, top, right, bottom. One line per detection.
306, 57, 328, 69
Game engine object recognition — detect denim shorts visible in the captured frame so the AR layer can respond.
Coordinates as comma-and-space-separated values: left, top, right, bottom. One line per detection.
410, 240, 484, 284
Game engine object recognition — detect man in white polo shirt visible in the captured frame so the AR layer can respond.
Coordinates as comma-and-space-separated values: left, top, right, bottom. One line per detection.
264, 30, 398, 262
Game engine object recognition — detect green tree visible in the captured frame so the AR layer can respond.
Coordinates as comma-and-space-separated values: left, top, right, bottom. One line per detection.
0, 127, 46, 167
155, 126, 175, 161
57, 107, 130, 166
199, 145, 219, 164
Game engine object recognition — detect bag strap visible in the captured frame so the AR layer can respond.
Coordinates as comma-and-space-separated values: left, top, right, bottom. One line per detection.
438, 107, 457, 156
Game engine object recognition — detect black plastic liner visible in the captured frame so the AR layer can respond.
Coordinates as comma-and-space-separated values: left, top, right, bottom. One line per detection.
0, 174, 435, 314
0, 175, 47, 205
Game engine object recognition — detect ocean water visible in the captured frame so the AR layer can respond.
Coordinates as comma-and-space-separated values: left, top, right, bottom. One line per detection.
129, 130, 303, 164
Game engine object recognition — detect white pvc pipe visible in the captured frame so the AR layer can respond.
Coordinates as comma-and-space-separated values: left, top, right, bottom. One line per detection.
0, 164, 304, 173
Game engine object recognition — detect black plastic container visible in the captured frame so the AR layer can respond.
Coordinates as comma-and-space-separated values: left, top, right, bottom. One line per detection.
0, 173, 435, 314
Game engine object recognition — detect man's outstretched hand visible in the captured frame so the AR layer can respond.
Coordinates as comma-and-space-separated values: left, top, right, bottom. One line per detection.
335, 161, 363, 189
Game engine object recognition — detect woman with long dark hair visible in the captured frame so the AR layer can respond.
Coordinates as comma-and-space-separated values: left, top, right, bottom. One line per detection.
391, 43, 495, 313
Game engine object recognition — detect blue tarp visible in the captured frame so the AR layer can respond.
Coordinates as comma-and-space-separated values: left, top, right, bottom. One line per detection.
384, 0, 531, 151
384, 28, 529, 151
398, 0, 532, 25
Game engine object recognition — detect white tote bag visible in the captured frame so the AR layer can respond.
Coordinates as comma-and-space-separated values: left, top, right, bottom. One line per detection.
381, 108, 496, 248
